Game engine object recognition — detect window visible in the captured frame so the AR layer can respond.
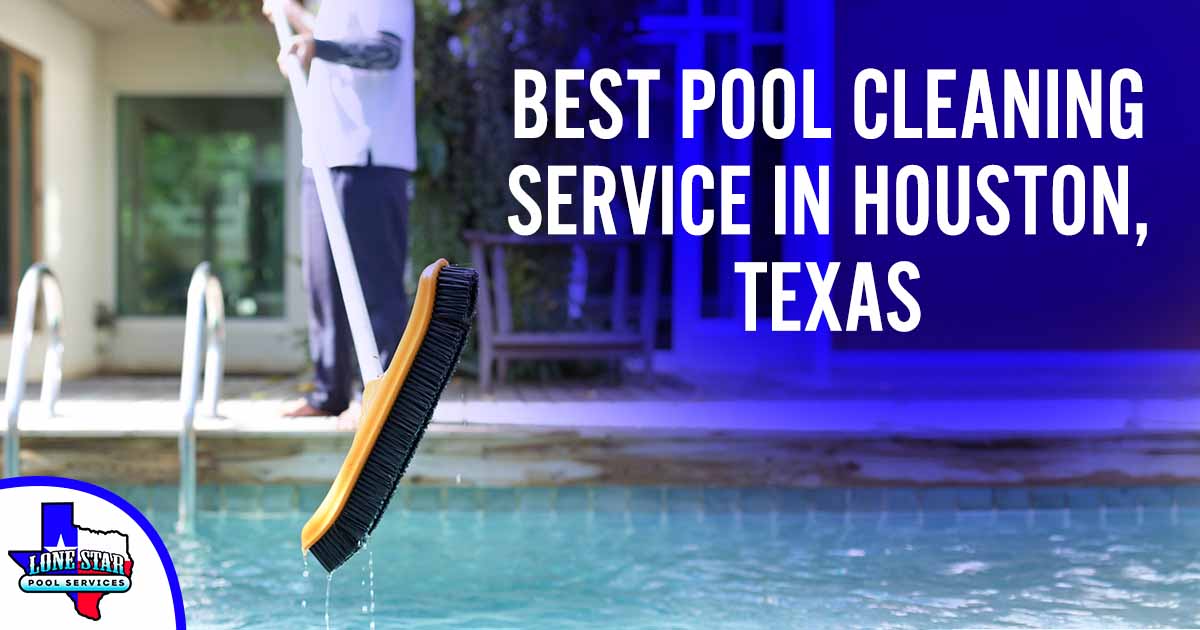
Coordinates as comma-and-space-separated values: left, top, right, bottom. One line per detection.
117, 97, 285, 317
0, 41, 41, 320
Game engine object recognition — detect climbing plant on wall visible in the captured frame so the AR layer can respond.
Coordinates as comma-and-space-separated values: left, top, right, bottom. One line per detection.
410, 0, 642, 272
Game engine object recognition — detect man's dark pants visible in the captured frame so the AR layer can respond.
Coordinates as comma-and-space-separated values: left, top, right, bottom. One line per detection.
301, 166, 410, 414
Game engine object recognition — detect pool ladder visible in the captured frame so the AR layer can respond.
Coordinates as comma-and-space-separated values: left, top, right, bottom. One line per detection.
1, 262, 224, 533
2, 264, 64, 478
178, 262, 225, 533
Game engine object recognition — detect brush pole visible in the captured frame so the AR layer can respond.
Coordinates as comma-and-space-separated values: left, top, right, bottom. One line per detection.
270, 3, 383, 382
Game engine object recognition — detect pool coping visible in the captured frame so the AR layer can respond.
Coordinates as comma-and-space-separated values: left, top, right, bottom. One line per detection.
114, 483, 1200, 518
6, 395, 1200, 437
7, 385, 1200, 488
10, 423, 1200, 488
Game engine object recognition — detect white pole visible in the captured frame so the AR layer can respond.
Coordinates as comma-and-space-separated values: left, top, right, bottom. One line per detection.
270, 3, 383, 382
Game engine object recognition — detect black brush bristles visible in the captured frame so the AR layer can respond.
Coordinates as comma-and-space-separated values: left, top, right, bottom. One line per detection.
309, 264, 477, 572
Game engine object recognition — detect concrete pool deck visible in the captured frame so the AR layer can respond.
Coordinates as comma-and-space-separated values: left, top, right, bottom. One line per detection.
3, 373, 1200, 487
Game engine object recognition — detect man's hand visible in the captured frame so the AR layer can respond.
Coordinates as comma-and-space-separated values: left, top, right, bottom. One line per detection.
278, 33, 316, 75
263, 0, 315, 36
261, 0, 292, 22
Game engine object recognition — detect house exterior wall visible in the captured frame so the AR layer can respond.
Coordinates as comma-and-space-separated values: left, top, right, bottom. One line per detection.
0, 0, 103, 378
95, 23, 308, 373
0, 8, 309, 378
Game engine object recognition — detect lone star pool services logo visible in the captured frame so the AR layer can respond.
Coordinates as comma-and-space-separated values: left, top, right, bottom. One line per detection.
7, 502, 133, 621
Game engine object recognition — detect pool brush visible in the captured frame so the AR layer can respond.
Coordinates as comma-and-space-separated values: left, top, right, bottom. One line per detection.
302, 259, 475, 571
270, 6, 477, 571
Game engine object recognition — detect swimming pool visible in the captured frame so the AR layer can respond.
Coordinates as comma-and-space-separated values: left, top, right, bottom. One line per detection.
142, 486, 1200, 629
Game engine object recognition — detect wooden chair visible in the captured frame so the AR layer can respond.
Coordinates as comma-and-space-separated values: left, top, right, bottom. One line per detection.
464, 230, 662, 392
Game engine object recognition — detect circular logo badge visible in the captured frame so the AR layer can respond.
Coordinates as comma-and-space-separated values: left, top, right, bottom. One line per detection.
0, 476, 185, 627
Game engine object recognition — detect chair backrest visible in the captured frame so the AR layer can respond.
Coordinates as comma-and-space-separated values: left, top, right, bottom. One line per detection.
464, 231, 661, 353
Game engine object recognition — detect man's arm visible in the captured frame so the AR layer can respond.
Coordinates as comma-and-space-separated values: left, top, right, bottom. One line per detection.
313, 31, 403, 70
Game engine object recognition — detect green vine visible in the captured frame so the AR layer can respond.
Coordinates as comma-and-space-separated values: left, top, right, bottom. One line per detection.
410, 0, 642, 269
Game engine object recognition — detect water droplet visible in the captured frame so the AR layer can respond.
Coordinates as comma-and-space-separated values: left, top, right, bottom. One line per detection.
369, 549, 377, 621
324, 573, 333, 630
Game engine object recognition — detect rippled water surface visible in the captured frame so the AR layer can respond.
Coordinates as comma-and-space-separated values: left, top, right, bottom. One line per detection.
156, 496, 1200, 628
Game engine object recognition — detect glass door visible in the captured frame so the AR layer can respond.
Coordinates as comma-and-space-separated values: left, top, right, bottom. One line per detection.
116, 96, 286, 319
640, 0, 833, 372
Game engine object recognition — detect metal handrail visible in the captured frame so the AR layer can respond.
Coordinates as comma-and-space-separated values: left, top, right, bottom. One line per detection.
178, 262, 225, 532
3, 264, 64, 478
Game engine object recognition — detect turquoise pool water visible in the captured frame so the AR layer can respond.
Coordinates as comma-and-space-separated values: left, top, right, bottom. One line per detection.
148, 487, 1200, 629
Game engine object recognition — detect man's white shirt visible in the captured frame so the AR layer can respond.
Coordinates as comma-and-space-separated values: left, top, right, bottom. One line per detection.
303, 0, 417, 171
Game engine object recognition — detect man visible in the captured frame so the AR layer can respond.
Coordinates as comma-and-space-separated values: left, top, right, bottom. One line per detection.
264, 0, 416, 417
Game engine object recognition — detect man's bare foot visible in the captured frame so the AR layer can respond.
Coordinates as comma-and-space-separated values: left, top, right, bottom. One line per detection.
282, 401, 337, 418
335, 402, 362, 430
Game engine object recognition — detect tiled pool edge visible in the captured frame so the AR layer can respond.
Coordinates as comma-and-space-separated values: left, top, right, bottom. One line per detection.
108, 484, 1200, 518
